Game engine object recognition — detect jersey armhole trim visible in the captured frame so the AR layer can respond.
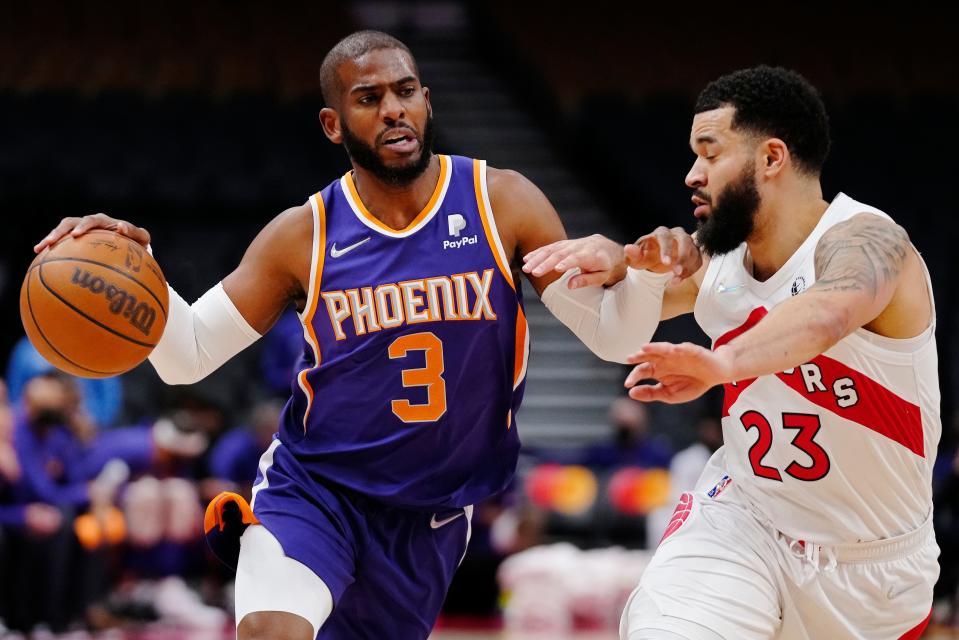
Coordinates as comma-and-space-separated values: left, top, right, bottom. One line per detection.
474, 159, 515, 290
513, 306, 530, 391
693, 252, 725, 331
296, 192, 327, 432
473, 160, 527, 390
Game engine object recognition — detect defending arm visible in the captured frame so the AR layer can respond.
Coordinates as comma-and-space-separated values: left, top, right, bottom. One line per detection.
541, 268, 671, 363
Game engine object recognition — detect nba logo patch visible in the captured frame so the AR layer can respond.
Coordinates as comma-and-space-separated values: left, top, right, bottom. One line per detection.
707, 475, 731, 499
660, 492, 694, 544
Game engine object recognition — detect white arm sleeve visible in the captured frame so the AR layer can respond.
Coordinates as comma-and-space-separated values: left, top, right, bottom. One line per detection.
148, 282, 262, 385
541, 268, 672, 364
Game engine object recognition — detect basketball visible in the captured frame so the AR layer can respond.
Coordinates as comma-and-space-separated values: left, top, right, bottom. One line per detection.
19, 229, 169, 378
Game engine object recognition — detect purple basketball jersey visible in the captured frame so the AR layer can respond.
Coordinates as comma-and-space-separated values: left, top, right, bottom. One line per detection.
277, 154, 528, 510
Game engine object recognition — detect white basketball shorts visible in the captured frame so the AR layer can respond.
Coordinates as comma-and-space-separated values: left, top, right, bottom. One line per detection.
620, 465, 939, 639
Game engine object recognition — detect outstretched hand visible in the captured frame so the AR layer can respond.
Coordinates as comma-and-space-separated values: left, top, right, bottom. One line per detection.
522, 226, 701, 290
522, 234, 627, 289
624, 342, 735, 404
34, 213, 151, 254
624, 226, 702, 285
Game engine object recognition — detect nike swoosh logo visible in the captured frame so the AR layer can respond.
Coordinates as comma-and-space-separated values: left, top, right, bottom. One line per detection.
887, 582, 924, 600
716, 282, 745, 294
330, 237, 371, 258
430, 511, 464, 529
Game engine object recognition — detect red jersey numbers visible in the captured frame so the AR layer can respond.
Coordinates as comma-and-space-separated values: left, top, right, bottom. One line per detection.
740, 411, 782, 481
740, 411, 831, 482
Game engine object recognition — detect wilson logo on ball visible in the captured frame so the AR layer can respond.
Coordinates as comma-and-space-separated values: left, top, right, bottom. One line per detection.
70, 267, 158, 335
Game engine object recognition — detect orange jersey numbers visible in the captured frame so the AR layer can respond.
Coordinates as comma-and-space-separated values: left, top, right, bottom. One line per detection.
388, 332, 447, 423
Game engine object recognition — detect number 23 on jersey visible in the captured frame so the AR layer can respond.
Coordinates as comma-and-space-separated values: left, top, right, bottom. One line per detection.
741, 410, 831, 482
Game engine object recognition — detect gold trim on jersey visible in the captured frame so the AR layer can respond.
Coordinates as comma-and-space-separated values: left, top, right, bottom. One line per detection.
343, 154, 450, 236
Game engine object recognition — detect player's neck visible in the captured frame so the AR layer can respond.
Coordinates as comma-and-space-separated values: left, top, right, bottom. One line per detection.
350, 155, 442, 230
746, 180, 829, 282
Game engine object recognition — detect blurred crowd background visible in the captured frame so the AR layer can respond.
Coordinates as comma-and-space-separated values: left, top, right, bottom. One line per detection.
1, 1, 957, 637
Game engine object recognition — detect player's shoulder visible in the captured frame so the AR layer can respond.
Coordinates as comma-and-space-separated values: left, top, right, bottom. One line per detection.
244, 202, 316, 274
282, 201, 315, 225
485, 166, 538, 198
818, 194, 906, 243
484, 166, 553, 217
261, 201, 314, 240
816, 211, 910, 254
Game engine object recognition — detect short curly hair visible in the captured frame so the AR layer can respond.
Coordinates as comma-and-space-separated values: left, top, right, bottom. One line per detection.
695, 66, 831, 176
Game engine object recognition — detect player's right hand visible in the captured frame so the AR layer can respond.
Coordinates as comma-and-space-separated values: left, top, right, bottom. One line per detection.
624, 341, 735, 404
34, 213, 151, 254
624, 226, 702, 284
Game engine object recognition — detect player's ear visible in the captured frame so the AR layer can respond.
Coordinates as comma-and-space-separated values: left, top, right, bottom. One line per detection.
320, 108, 343, 144
761, 138, 788, 178
422, 86, 432, 116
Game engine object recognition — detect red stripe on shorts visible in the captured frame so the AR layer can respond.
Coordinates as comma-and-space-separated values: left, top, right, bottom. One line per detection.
898, 609, 931, 639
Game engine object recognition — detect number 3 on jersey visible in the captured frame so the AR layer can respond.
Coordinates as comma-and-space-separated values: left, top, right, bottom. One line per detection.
389, 332, 447, 423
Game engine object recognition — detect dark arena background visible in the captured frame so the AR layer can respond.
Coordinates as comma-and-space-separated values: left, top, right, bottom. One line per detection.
1, 1, 956, 638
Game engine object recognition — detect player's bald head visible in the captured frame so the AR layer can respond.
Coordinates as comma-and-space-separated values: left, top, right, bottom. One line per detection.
320, 30, 418, 108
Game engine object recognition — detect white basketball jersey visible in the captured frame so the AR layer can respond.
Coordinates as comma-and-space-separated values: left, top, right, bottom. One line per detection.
694, 193, 940, 544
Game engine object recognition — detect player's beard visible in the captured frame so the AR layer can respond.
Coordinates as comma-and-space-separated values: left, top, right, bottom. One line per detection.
695, 162, 761, 256
341, 114, 435, 188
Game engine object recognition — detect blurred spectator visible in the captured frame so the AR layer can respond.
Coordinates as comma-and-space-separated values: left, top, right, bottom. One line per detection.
6, 336, 124, 428
1, 377, 68, 632
665, 415, 723, 498
117, 407, 212, 583
490, 501, 548, 557
89, 395, 231, 630
0, 380, 18, 631
647, 416, 723, 545
10, 373, 115, 513
581, 397, 673, 469
161, 395, 237, 510
1, 373, 123, 632
0, 379, 19, 489
207, 399, 283, 498
497, 543, 651, 633
933, 446, 959, 624
118, 475, 226, 629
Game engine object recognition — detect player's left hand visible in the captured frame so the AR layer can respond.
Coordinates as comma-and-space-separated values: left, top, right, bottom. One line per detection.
34, 213, 151, 254
624, 342, 735, 404
522, 234, 626, 288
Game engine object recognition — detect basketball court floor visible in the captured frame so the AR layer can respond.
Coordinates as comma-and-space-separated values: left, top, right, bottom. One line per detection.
98, 624, 957, 639
431, 633, 616, 639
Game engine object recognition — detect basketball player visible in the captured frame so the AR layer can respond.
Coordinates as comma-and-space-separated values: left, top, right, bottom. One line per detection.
525, 66, 939, 639
34, 31, 700, 639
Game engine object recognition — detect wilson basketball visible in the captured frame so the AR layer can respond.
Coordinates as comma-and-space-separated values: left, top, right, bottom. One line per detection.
19, 229, 169, 378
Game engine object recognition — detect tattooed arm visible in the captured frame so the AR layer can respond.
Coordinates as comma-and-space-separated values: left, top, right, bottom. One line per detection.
717, 213, 924, 375
625, 213, 932, 403
807, 213, 910, 330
